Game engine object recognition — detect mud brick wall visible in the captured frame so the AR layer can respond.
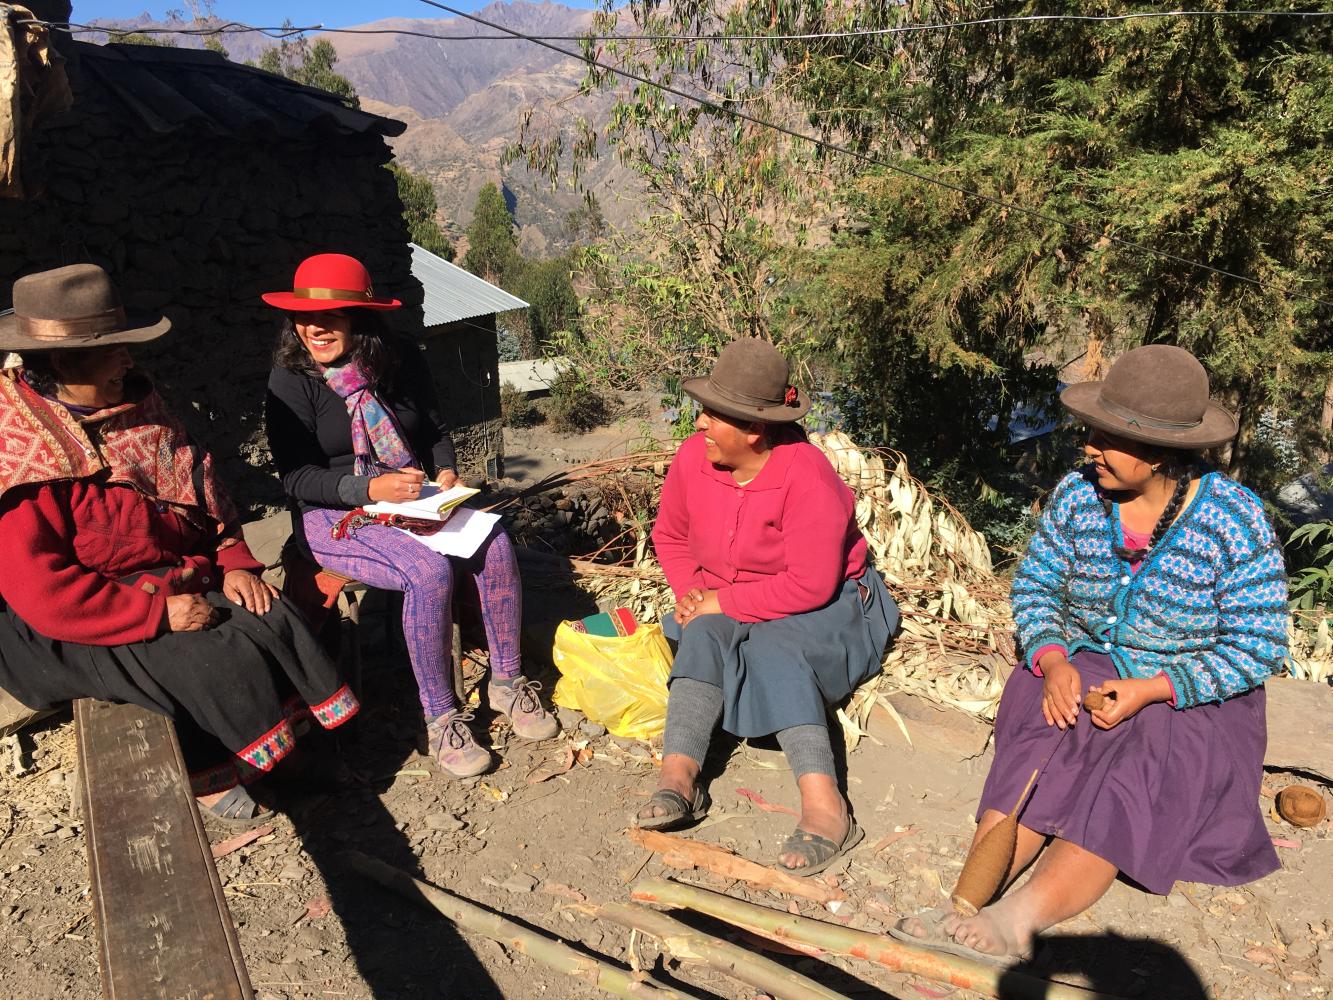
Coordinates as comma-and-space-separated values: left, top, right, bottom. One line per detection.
0, 46, 426, 514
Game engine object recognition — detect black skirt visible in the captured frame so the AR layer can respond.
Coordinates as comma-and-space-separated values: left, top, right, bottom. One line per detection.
0, 591, 358, 792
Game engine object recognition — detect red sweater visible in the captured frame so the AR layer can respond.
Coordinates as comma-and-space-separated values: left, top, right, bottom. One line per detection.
0, 481, 263, 646
652, 432, 868, 623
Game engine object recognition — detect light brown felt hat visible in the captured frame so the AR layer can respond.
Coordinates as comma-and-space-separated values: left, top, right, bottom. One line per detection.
0, 264, 171, 352
1060, 344, 1237, 449
682, 337, 810, 424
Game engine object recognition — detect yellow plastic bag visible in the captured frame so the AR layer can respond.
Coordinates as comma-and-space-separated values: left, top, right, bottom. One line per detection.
551, 621, 673, 740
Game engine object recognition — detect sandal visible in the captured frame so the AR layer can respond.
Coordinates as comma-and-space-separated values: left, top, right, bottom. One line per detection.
631, 786, 711, 831
776, 819, 864, 877
198, 783, 273, 828
887, 907, 1030, 967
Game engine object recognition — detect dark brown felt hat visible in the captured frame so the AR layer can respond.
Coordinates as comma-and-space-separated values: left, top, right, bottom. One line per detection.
1061, 344, 1237, 449
683, 337, 810, 424
0, 264, 171, 352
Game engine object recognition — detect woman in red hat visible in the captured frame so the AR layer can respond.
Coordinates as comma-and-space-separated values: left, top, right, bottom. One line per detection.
263, 254, 557, 779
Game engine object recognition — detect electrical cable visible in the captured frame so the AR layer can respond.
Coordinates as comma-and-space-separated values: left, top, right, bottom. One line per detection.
12, 3, 1331, 305
35, 6, 1333, 43
416, 0, 1333, 309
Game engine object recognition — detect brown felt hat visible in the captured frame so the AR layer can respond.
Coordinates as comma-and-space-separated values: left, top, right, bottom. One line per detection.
683, 337, 810, 424
0, 264, 171, 352
1061, 344, 1237, 449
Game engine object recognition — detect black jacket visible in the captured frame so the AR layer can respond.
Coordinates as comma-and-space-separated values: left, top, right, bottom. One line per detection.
265, 339, 456, 555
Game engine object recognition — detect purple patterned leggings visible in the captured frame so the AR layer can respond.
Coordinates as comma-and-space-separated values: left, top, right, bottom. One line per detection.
303, 508, 523, 718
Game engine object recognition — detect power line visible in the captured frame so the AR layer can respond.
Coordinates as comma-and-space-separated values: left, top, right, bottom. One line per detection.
417, 0, 1333, 310
46, 7, 1333, 44
16, 4, 1332, 306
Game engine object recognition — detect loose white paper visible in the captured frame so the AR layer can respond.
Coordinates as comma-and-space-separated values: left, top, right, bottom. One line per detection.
394, 506, 502, 559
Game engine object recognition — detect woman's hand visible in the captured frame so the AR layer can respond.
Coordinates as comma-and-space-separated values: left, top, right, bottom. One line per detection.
675, 588, 722, 628
434, 468, 459, 489
223, 570, 280, 615
1039, 653, 1082, 730
1088, 675, 1172, 730
368, 467, 427, 503
165, 593, 219, 632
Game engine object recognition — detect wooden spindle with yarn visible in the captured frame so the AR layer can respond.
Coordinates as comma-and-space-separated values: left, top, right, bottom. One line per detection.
950, 768, 1039, 916
1083, 690, 1107, 711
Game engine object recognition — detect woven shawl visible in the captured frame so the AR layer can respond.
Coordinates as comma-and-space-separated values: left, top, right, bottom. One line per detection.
0, 368, 241, 538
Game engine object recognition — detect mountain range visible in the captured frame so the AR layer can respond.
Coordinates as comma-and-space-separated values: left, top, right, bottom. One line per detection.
89, 2, 635, 252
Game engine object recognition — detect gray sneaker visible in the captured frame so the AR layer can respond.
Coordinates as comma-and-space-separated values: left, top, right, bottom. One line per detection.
426, 708, 493, 778
488, 678, 559, 740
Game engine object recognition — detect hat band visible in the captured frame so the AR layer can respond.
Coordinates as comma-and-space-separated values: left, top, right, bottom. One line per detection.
293, 286, 374, 302
17, 306, 128, 343
706, 378, 786, 411
1100, 396, 1202, 431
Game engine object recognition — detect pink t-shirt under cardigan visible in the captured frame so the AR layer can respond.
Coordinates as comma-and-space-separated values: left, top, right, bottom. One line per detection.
651, 431, 869, 623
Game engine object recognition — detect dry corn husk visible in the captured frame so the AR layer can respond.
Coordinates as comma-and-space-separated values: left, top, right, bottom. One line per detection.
1288, 612, 1333, 684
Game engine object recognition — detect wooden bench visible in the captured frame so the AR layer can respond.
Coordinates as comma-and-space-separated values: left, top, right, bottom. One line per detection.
76, 698, 253, 999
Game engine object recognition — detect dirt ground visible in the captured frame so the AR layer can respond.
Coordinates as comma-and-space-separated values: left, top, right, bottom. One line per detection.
0, 408, 1331, 1000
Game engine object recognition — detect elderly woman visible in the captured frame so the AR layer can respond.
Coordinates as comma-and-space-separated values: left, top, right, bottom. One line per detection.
263, 253, 556, 780
640, 338, 900, 875
0, 264, 358, 822
894, 345, 1287, 963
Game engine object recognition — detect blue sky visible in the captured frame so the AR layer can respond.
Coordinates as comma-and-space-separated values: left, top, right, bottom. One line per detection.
73, 0, 598, 31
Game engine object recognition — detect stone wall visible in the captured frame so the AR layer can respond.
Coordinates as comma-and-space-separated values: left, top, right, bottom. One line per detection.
0, 43, 422, 514
420, 314, 504, 481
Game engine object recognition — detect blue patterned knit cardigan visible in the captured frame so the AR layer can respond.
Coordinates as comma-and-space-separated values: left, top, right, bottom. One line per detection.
1010, 468, 1288, 708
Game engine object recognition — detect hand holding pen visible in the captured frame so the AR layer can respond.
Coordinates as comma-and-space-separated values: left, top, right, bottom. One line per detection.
368, 462, 427, 503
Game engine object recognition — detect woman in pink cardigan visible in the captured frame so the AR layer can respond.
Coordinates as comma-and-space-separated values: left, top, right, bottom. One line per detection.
639, 339, 900, 875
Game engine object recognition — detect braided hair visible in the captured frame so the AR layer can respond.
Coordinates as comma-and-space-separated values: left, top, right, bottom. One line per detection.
1099, 449, 1198, 562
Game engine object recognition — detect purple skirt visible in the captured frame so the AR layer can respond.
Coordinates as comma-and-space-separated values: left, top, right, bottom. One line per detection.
978, 651, 1278, 895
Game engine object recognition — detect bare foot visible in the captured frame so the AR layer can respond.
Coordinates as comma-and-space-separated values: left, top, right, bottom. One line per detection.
636, 753, 700, 824
952, 897, 1033, 958
777, 773, 849, 870
895, 907, 963, 942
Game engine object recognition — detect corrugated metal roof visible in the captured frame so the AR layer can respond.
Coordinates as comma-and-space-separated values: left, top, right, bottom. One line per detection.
410, 243, 529, 327
76, 42, 404, 139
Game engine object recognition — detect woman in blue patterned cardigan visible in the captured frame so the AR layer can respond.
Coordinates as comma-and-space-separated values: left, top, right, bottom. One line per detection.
894, 345, 1287, 964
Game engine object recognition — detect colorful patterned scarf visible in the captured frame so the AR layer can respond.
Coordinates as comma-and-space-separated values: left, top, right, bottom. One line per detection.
0, 368, 242, 540
320, 361, 417, 476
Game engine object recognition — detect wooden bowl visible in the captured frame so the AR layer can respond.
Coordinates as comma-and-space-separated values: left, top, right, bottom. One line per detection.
1276, 785, 1327, 829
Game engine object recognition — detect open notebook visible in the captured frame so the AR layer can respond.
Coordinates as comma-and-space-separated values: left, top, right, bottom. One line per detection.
364, 483, 480, 522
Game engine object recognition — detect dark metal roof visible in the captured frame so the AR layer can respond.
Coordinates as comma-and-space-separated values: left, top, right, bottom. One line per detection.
73, 41, 405, 139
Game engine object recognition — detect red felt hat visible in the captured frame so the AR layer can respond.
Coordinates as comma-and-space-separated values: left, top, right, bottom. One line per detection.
261, 253, 401, 312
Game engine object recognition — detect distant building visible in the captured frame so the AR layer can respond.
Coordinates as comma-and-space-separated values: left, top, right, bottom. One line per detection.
409, 242, 527, 482
1, 3, 414, 510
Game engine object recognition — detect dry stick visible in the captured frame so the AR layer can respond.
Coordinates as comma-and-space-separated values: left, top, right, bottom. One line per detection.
627, 827, 843, 905
344, 852, 688, 1000
631, 878, 1119, 1000
600, 902, 852, 1000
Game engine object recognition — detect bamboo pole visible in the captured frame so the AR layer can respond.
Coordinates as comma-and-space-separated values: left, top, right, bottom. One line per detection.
631, 878, 1119, 1000
344, 852, 688, 999
600, 902, 852, 1000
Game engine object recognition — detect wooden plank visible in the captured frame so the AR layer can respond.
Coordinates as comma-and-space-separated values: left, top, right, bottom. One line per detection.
76, 699, 253, 1000
1265, 676, 1333, 783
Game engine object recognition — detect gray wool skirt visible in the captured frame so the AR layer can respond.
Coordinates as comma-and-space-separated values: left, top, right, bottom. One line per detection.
664, 566, 900, 738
